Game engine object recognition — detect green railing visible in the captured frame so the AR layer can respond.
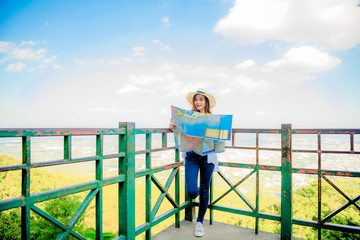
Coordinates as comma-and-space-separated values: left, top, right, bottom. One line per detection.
0, 124, 133, 240
208, 124, 360, 239
0, 123, 359, 240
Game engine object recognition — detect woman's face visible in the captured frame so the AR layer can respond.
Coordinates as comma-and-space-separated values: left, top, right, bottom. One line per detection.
194, 94, 206, 113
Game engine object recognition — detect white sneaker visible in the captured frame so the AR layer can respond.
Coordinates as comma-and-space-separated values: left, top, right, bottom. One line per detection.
194, 222, 204, 237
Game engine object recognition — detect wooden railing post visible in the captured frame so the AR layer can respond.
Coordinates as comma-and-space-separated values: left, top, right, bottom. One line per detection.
119, 122, 136, 239
281, 124, 292, 240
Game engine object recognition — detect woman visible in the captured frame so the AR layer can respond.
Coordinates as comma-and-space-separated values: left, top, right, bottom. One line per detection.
169, 88, 219, 237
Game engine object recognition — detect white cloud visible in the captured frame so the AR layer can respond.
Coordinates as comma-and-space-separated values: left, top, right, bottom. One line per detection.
84, 107, 139, 113
128, 72, 175, 85
162, 45, 172, 51
0, 41, 11, 52
43, 55, 57, 63
265, 46, 341, 72
53, 64, 63, 70
162, 16, 169, 23
122, 57, 134, 64
218, 88, 233, 95
232, 75, 269, 92
85, 107, 119, 113
161, 16, 170, 26
0, 41, 59, 72
107, 60, 122, 65
38, 64, 48, 71
19, 40, 39, 47
74, 58, 85, 64
10, 48, 46, 60
153, 39, 172, 51
117, 84, 148, 94
214, 0, 360, 50
160, 108, 170, 115
235, 60, 257, 69
119, 45, 340, 98
0, 57, 8, 64
6, 62, 26, 72
133, 46, 146, 57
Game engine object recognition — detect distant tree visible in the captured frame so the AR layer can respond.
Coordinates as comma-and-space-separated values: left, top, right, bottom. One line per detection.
0, 208, 22, 240
31, 195, 86, 240
293, 180, 360, 239
0, 195, 86, 239
313, 210, 360, 240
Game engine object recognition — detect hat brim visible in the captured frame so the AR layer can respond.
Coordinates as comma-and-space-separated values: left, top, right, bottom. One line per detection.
186, 91, 216, 109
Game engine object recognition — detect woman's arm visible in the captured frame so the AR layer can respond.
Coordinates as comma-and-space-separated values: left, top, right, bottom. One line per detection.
169, 119, 176, 132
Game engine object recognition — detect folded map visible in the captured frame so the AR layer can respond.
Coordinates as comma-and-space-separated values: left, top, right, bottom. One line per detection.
171, 105, 233, 155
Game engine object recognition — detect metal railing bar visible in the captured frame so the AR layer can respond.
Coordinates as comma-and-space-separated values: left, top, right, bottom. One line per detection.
150, 169, 179, 220
103, 153, 126, 159
219, 162, 256, 169
293, 129, 360, 134
322, 194, 360, 223
1, 153, 125, 170
219, 162, 281, 171
0, 128, 126, 137
135, 147, 177, 155
0, 196, 24, 211
135, 162, 182, 178
135, 201, 191, 236
225, 146, 281, 152
32, 157, 100, 168
67, 188, 99, 227
135, 128, 172, 134
0, 164, 25, 172
292, 218, 360, 234
216, 171, 255, 211
212, 169, 256, 206
259, 165, 282, 171
322, 175, 360, 211
322, 222, 360, 234
255, 131, 260, 234
56, 232, 69, 240
293, 149, 360, 154
31, 205, 86, 240
293, 168, 360, 177
317, 132, 322, 240
29, 180, 101, 205
112, 235, 126, 240
210, 205, 281, 221
232, 129, 280, 134
322, 169, 360, 177
103, 175, 126, 186
31, 205, 68, 231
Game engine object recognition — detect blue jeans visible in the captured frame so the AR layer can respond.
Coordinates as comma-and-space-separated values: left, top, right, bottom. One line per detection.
185, 151, 214, 223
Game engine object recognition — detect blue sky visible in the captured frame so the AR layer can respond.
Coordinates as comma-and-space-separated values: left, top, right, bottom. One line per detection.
1, 0, 360, 129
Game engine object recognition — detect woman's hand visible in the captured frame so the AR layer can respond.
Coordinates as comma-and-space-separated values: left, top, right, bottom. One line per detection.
169, 119, 176, 132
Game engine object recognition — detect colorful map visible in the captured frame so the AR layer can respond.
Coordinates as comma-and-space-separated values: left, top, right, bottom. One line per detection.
171, 105, 233, 155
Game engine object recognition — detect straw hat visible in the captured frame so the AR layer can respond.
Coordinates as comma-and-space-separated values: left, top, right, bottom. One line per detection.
186, 88, 216, 109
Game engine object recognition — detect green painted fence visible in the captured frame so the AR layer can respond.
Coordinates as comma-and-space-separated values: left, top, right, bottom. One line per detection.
0, 123, 359, 240
208, 124, 360, 240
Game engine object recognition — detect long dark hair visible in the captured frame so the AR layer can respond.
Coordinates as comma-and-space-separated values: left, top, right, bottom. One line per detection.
191, 94, 212, 114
